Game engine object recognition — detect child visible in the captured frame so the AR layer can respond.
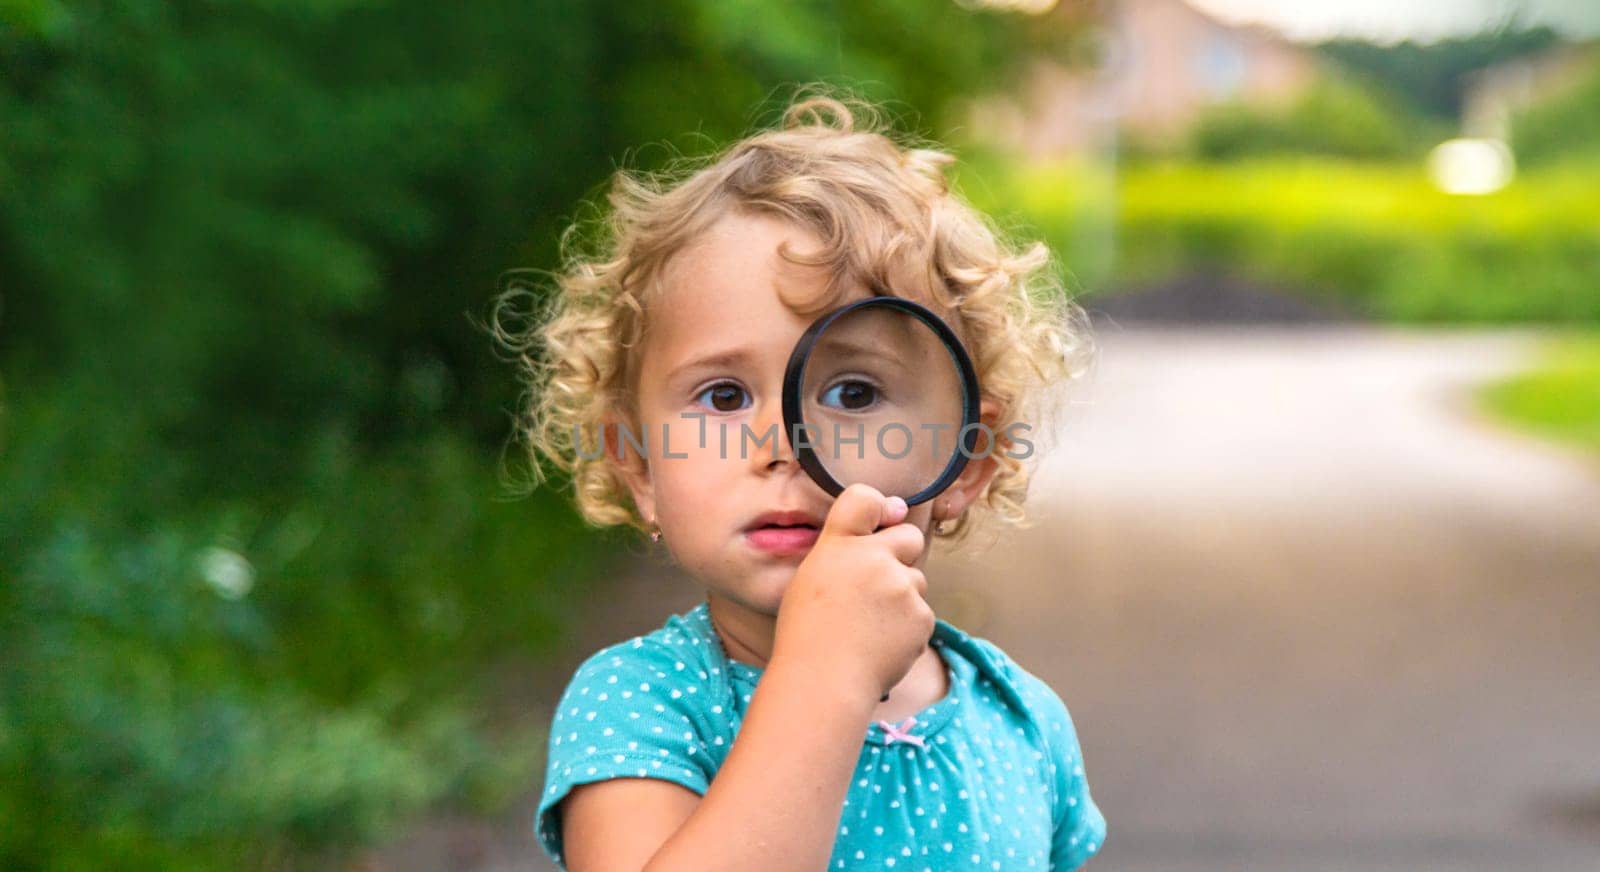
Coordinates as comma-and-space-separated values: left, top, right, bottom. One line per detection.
498, 87, 1105, 870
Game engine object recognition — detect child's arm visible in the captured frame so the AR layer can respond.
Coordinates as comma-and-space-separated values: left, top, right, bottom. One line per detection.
561, 652, 878, 871
556, 486, 928, 870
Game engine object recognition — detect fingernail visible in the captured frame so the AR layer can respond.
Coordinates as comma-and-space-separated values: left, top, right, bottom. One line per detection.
886, 496, 907, 517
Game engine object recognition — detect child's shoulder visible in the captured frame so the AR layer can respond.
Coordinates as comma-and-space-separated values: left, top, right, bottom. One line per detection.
934, 620, 1085, 743
555, 601, 730, 709
941, 624, 1107, 865
570, 611, 706, 674
537, 604, 730, 868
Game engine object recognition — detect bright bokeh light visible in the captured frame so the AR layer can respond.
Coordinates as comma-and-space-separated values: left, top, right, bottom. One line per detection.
1428, 138, 1515, 196
198, 546, 256, 600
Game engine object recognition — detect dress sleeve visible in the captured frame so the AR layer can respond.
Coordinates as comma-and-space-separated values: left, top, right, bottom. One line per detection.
534, 639, 721, 870
973, 639, 1107, 870
1035, 684, 1106, 870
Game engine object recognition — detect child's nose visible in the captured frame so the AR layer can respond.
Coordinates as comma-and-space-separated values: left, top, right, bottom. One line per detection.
749, 398, 797, 470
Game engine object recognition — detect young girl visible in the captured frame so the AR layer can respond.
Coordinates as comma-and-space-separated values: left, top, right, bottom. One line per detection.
500, 88, 1105, 870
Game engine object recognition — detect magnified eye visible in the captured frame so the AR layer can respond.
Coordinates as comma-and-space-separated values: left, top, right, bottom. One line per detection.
696, 382, 749, 413
820, 379, 879, 411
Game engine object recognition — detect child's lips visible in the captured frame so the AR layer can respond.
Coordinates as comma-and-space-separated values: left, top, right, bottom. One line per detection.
744, 525, 820, 555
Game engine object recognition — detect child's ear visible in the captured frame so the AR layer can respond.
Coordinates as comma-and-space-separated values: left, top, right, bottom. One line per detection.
600, 413, 657, 524
935, 397, 1005, 523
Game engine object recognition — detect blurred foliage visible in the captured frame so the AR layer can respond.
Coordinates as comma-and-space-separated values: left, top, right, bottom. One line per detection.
1479, 331, 1600, 454
1317, 23, 1561, 119
1187, 75, 1436, 161
1513, 60, 1600, 167
0, 0, 1039, 866
974, 158, 1600, 323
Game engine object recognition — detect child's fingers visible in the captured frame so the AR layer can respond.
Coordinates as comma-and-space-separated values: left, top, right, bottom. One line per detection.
906, 567, 928, 598
882, 495, 908, 526
821, 483, 896, 538
871, 521, 926, 567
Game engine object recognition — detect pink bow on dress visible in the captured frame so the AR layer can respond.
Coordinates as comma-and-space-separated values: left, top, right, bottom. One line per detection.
877, 716, 925, 748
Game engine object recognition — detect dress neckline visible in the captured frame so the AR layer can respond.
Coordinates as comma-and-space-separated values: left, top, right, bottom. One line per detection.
688, 601, 965, 748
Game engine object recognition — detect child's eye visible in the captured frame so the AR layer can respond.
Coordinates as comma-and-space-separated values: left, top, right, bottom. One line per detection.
820, 378, 880, 411
695, 381, 750, 413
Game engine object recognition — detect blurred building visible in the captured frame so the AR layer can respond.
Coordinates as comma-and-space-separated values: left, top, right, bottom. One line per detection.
971, 0, 1320, 157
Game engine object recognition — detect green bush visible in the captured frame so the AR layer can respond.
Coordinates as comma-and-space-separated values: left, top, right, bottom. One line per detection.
1188, 76, 1430, 161
970, 158, 1600, 324
0, 407, 609, 867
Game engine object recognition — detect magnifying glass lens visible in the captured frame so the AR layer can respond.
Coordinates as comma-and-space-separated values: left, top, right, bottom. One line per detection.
798, 305, 968, 501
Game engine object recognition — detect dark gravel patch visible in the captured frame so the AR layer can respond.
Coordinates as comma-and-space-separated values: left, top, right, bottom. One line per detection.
1082, 272, 1369, 327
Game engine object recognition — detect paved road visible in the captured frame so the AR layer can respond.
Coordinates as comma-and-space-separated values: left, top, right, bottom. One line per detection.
371, 325, 1600, 871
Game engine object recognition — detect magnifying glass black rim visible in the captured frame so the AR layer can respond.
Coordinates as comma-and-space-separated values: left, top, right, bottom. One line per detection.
782, 294, 981, 507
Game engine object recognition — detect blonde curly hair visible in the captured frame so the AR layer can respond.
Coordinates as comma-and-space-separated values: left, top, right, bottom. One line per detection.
491, 86, 1096, 547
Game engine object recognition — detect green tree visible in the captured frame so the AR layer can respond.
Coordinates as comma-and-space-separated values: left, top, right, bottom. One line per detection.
0, 0, 1043, 865
1318, 23, 1560, 120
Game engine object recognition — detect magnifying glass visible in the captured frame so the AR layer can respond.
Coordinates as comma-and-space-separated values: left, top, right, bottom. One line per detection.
782, 295, 980, 504
781, 295, 981, 702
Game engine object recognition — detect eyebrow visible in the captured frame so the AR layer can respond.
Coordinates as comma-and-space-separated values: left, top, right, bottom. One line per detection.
664, 347, 762, 385
810, 337, 915, 374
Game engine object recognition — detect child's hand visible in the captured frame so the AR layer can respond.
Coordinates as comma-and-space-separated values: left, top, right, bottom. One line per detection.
771, 483, 933, 702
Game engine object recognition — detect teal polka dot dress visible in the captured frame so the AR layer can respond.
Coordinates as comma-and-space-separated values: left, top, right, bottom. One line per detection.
536, 601, 1106, 870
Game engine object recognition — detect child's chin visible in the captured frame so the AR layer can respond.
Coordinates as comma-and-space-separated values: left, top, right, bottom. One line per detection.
748, 569, 801, 613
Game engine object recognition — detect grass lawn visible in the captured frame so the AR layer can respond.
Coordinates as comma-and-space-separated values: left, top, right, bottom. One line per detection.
1477, 330, 1600, 456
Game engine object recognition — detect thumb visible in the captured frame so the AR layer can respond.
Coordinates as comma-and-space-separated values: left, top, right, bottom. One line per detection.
821, 484, 906, 538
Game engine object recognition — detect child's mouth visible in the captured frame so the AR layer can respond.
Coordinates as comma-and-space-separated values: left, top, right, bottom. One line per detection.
745, 523, 820, 555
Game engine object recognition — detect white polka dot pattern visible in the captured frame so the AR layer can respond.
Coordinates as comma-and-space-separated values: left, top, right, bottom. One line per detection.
533, 602, 1106, 870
